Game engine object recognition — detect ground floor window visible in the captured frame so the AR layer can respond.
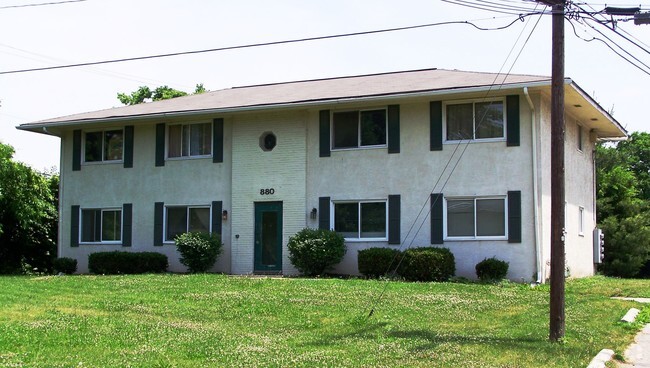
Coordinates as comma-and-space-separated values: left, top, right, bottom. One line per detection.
165, 206, 210, 242
445, 196, 506, 239
333, 200, 387, 240
81, 208, 122, 243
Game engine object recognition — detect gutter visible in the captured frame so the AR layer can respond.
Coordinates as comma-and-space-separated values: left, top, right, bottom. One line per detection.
524, 87, 543, 284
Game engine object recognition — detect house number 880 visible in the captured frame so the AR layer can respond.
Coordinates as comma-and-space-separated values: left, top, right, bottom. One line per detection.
260, 188, 275, 195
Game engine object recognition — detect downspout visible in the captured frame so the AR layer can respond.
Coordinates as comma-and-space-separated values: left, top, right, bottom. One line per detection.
524, 87, 543, 284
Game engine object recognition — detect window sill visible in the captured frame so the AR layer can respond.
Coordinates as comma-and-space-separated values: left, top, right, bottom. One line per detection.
331, 145, 387, 152
444, 237, 508, 242
343, 238, 388, 242
79, 242, 122, 245
166, 155, 212, 161
443, 138, 506, 144
82, 160, 124, 166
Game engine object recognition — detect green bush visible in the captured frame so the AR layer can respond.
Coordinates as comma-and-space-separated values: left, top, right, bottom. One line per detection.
88, 252, 168, 274
53, 257, 77, 274
358, 247, 401, 278
475, 257, 509, 281
175, 232, 223, 273
397, 247, 455, 282
287, 228, 346, 276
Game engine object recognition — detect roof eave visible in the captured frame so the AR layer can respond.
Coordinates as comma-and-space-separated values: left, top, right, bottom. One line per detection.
17, 80, 555, 134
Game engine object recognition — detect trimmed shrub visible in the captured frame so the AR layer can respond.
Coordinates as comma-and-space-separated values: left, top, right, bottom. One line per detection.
397, 247, 455, 282
88, 251, 168, 274
475, 257, 509, 281
53, 257, 77, 274
175, 232, 223, 273
287, 228, 346, 276
358, 247, 401, 279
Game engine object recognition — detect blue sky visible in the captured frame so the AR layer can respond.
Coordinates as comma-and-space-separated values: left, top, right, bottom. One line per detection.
1, 0, 648, 170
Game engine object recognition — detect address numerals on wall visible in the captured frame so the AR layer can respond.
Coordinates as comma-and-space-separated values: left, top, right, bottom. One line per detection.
260, 188, 275, 195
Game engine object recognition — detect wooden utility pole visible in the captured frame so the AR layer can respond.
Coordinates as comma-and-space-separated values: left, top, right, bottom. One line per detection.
537, 0, 566, 342
549, 1, 566, 342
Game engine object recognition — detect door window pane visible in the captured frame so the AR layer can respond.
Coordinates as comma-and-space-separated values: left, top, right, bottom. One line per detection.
476, 199, 505, 236
261, 212, 278, 266
447, 200, 475, 237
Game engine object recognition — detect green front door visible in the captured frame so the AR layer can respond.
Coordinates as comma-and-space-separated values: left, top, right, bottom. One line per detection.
254, 202, 283, 273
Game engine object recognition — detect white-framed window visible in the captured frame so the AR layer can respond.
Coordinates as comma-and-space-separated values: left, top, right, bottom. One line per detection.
168, 122, 212, 158
164, 205, 211, 242
578, 206, 585, 236
84, 129, 123, 162
332, 109, 387, 149
333, 200, 387, 240
80, 208, 122, 243
444, 196, 507, 240
444, 99, 505, 141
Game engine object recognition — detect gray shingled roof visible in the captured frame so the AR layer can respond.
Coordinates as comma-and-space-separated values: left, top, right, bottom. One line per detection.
17, 68, 626, 138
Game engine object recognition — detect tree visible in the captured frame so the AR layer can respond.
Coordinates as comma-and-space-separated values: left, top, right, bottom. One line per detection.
0, 142, 58, 274
596, 132, 650, 278
117, 83, 207, 105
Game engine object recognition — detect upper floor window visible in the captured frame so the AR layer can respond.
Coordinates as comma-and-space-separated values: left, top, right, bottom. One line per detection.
81, 208, 122, 243
577, 124, 583, 152
85, 130, 123, 162
332, 109, 386, 149
333, 200, 387, 240
445, 100, 504, 141
445, 196, 506, 240
168, 122, 212, 158
165, 205, 210, 242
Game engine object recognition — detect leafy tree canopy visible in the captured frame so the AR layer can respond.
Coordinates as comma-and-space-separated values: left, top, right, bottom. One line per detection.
117, 83, 206, 105
596, 132, 650, 278
0, 141, 58, 273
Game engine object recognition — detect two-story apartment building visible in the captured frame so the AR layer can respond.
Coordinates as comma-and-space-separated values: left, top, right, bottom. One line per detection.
18, 69, 626, 281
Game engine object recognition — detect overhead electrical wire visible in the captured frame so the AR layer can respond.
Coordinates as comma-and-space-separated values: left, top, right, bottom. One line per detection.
366, 4, 546, 318
0, 14, 545, 76
0, 0, 86, 10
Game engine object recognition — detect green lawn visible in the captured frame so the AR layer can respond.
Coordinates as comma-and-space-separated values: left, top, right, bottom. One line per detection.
0, 275, 648, 368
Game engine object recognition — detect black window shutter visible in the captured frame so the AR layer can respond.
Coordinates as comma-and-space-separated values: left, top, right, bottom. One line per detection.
211, 201, 223, 235
506, 95, 520, 147
124, 125, 134, 168
430, 101, 443, 151
70, 205, 80, 247
122, 203, 132, 247
154, 202, 164, 246
155, 123, 165, 167
319, 110, 331, 157
388, 195, 401, 244
387, 105, 400, 154
72, 130, 82, 171
318, 197, 330, 230
213, 118, 224, 163
431, 193, 444, 244
508, 191, 522, 243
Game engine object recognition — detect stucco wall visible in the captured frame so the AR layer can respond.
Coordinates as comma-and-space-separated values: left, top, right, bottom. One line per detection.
306, 94, 537, 281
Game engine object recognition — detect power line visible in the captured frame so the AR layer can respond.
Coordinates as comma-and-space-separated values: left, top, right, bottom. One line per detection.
0, 14, 544, 76
0, 0, 86, 9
